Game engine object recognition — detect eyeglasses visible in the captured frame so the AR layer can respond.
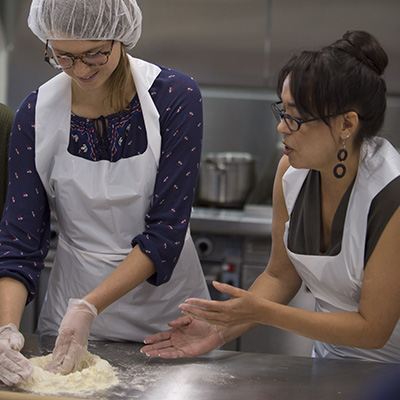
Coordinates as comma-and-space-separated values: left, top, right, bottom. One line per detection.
44, 40, 115, 70
271, 101, 320, 132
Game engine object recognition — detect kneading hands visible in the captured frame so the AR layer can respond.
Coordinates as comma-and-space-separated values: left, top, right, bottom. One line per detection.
0, 298, 98, 385
45, 298, 97, 375
0, 323, 34, 385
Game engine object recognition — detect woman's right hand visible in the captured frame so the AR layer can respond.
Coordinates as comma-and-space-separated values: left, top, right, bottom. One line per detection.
141, 315, 225, 359
0, 323, 34, 386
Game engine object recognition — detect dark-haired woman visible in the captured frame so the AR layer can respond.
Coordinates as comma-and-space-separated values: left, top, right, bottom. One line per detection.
142, 30, 400, 363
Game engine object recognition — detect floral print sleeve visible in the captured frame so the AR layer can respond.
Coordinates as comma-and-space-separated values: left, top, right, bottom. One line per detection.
133, 68, 203, 285
0, 92, 51, 303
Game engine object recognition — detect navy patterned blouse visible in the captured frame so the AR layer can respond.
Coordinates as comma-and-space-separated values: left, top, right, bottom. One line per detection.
0, 66, 203, 303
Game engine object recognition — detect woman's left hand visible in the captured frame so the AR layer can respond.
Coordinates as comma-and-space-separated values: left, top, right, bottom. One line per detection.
179, 281, 264, 327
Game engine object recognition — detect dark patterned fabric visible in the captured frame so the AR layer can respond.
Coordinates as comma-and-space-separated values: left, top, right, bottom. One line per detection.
0, 103, 14, 218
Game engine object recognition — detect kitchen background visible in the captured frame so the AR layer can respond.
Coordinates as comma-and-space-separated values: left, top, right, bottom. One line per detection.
0, 0, 399, 356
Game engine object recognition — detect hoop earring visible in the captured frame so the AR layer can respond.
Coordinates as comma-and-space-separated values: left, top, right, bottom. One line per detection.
333, 139, 348, 179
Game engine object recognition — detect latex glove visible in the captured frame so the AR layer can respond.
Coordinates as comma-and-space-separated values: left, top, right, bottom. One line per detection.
0, 323, 34, 386
45, 299, 97, 375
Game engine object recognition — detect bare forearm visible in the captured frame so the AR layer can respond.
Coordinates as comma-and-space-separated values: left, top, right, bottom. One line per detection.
220, 267, 302, 344
216, 299, 386, 350
249, 268, 301, 304
259, 300, 387, 349
0, 278, 28, 328
84, 245, 156, 314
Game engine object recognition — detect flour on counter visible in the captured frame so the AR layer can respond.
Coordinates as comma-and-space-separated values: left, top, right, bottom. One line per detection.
17, 351, 118, 395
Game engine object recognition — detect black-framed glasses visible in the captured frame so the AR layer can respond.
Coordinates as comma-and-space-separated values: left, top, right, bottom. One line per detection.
44, 40, 115, 70
271, 101, 320, 132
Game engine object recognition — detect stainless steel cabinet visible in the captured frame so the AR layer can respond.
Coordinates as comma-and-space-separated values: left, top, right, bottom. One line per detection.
136, 0, 400, 93
136, 0, 270, 88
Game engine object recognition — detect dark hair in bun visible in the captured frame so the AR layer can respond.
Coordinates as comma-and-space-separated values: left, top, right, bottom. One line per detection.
330, 30, 388, 76
276, 30, 388, 145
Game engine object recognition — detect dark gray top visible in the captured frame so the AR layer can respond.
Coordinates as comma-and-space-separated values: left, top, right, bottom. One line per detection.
287, 169, 400, 266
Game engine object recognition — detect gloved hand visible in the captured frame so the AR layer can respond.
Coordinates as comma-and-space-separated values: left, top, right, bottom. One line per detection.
45, 299, 97, 375
0, 323, 34, 386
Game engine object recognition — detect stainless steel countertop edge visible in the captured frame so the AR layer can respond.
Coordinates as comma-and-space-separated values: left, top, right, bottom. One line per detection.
190, 205, 273, 237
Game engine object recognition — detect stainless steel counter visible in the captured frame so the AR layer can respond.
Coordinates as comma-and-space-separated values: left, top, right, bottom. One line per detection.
1, 335, 395, 400
191, 205, 272, 237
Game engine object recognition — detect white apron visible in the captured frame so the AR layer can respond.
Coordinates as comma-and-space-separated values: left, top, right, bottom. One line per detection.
283, 138, 400, 362
35, 56, 209, 341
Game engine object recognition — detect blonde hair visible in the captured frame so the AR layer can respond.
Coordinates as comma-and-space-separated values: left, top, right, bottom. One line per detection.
105, 45, 132, 113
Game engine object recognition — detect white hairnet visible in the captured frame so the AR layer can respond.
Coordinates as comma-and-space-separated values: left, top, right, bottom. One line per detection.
28, 0, 142, 49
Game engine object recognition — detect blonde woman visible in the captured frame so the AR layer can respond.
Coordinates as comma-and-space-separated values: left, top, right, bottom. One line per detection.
0, 0, 209, 385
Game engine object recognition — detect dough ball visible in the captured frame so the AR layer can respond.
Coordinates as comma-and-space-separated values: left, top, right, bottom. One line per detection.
17, 351, 118, 394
